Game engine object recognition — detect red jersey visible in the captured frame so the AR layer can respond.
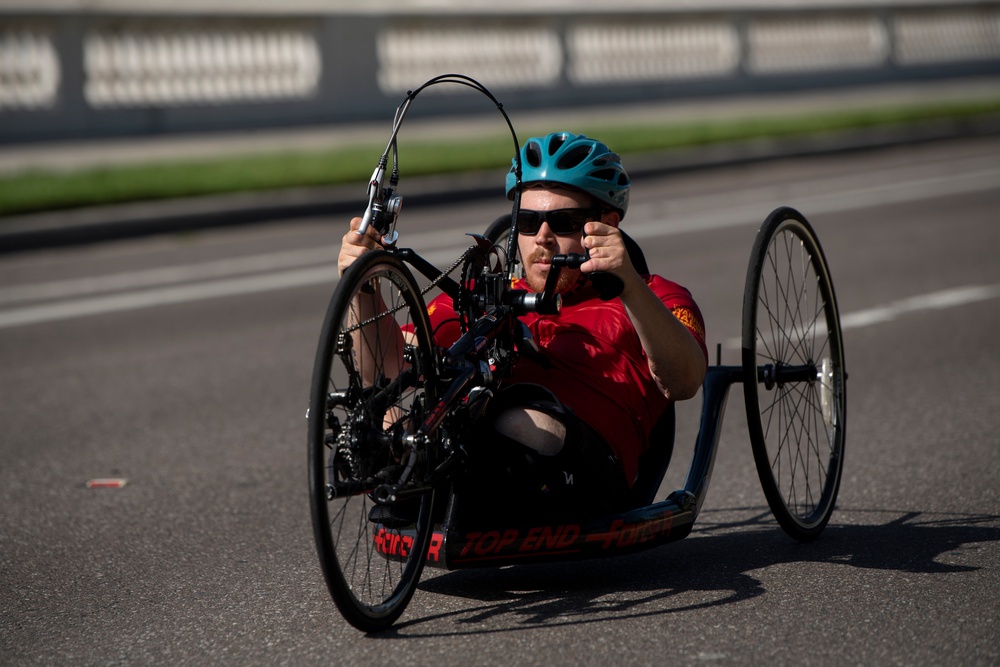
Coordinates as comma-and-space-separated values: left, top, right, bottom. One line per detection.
422, 276, 707, 486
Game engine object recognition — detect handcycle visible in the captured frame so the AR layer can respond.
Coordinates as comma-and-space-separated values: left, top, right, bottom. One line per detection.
307, 75, 847, 632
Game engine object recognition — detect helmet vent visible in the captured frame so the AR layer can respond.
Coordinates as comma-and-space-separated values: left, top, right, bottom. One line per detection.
557, 145, 592, 170
548, 133, 568, 155
590, 168, 618, 183
525, 141, 542, 168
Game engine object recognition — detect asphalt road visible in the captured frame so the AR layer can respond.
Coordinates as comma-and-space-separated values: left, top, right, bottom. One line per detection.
1, 136, 998, 666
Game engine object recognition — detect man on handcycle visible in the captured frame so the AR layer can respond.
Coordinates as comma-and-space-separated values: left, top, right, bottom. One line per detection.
338, 132, 708, 521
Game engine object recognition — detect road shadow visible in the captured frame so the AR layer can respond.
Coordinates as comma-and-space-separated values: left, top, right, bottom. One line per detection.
377, 506, 1000, 637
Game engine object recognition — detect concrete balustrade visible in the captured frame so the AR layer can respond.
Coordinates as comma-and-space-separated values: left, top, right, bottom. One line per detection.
0, 3, 997, 142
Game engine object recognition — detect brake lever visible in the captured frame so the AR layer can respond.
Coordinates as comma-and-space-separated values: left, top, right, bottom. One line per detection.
357, 159, 401, 247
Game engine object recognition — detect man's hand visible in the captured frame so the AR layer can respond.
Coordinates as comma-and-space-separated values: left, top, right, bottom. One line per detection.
580, 221, 636, 280
338, 216, 384, 277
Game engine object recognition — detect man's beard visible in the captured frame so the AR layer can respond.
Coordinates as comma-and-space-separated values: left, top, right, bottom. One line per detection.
524, 248, 580, 294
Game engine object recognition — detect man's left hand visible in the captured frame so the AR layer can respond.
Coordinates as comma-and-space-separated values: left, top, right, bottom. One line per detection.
580, 221, 635, 279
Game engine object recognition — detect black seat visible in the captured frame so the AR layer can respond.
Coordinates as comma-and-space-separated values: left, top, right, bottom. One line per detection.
627, 404, 676, 508
617, 231, 675, 506
620, 231, 649, 274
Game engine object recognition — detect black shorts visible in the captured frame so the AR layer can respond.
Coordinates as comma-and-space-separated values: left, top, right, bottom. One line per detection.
458, 383, 630, 521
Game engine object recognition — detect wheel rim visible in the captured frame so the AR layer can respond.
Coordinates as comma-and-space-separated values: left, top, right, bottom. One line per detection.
308, 254, 436, 628
748, 218, 846, 530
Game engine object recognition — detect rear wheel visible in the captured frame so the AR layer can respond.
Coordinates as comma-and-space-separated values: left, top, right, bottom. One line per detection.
742, 207, 846, 541
308, 251, 439, 631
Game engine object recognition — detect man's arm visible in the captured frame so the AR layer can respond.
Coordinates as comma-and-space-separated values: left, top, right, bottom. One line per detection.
339, 216, 405, 386
581, 220, 707, 401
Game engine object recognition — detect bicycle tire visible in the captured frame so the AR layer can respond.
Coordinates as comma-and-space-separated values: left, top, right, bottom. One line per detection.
484, 214, 512, 246
742, 207, 847, 542
484, 214, 523, 279
308, 250, 439, 631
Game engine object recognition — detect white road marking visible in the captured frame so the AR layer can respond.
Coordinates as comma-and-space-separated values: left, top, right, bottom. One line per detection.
0, 246, 340, 306
625, 164, 1000, 240
838, 284, 1000, 330
0, 244, 475, 329
724, 283, 1000, 349
1, 159, 997, 330
0, 266, 338, 329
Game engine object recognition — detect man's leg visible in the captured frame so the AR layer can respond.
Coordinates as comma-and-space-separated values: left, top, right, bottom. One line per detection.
466, 384, 629, 519
494, 407, 566, 456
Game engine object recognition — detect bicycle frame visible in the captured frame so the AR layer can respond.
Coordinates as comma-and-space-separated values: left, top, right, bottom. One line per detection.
369, 245, 749, 571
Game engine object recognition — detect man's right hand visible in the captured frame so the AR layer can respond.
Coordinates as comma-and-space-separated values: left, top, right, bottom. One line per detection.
338, 216, 384, 277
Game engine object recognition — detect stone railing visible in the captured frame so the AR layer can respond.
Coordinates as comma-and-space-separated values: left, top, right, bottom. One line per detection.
1, 3, 998, 142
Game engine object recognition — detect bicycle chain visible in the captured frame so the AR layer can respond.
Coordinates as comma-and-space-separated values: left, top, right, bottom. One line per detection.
341, 246, 474, 335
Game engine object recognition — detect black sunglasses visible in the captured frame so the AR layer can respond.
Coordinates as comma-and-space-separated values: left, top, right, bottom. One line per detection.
515, 208, 604, 236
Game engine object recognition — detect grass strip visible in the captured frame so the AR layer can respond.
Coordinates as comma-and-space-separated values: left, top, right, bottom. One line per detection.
2, 99, 999, 218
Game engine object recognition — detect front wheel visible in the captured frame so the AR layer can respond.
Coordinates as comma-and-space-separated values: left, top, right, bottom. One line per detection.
742, 207, 846, 542
308, 250, 439, 631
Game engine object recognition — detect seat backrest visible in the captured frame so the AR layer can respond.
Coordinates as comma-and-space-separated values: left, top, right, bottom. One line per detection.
620, 230, 649, 275
628, 403, 676, 508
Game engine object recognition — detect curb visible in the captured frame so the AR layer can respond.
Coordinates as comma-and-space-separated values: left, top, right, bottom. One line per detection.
2, 114, 999, 254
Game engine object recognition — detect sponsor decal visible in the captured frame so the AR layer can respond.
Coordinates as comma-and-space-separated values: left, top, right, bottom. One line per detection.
453, 512, 674, 563
373, 511, 675, 564
583, 515, 673, 550
373, 527, 444, 562
373, 527, 413, 559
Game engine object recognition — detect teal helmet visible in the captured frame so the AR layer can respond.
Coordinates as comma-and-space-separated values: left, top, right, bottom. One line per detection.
506, 132, 630, 218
